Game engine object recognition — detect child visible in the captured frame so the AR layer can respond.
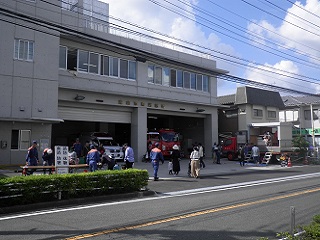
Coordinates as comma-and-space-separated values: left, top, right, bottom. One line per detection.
113, 161, 121, 170
168, 160, 173, 175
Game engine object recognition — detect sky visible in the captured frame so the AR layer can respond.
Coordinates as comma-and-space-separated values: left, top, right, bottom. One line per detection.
101, 0, 320, 96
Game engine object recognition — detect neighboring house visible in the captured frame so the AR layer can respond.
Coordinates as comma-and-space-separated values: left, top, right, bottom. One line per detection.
217, 86, 285, 146
0, 0, 227, 164
280, 95, 320, 147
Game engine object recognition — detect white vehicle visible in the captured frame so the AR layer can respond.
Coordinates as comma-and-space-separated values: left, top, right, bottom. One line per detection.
80, 132, 124, 161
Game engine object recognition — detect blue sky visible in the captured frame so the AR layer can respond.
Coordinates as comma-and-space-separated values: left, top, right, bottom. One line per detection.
103, 0, 320, 96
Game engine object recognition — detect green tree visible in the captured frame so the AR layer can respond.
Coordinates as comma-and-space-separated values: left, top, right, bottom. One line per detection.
292, 135, 309, 158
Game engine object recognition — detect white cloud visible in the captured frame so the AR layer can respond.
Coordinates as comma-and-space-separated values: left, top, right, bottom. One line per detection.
102, 0, 239, 95
243, 60, 318, 93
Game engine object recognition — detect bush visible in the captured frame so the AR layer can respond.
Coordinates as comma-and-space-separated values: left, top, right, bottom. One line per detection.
0, 169, 149, 207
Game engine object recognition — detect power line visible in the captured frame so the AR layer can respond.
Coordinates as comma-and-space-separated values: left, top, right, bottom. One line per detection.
1, 0, 319, 96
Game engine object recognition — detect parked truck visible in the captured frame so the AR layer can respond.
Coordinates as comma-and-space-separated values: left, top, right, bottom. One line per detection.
221, 122, 294, 162
147, 129, 181, 158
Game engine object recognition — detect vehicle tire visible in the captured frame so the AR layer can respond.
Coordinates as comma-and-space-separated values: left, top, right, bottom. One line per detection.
227, 152, 234, 161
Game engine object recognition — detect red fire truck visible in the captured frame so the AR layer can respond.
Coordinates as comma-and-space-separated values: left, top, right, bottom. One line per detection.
147, 129, 181, 158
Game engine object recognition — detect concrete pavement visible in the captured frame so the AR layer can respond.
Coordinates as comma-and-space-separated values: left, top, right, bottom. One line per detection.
0, 157, 314, 214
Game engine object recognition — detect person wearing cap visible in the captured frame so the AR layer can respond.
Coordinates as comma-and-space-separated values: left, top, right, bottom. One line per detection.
73, 138, 83, 158
150, 142, 164, 181
190, 146, 200, 179
123, 143, 135, 168
25, 140, 39, 175
42, 148, 54, 174
86, 144, 100, 172
171, 144, 181, 176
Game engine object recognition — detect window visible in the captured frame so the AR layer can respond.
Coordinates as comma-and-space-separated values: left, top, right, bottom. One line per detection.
183, 72, 190, 89
196, 74, 202, 91
155, 66, 162, 85
203, 75, 208, 92
119, 59, 136, 80
170, 69, 176, 87
109, 57, 119, 77
67, 47, 77, 70
253, 109, 263, 117
78, 50, 99, 74
120, 59, 128, 79
59, 46, 67, 69
100, 55, 109, 76
128, 61, 136, 80
190, 73, 196, 90
89, 52, 99, 74
163, 67, 170, 86
14, 39, 34, 61
78, 50, 89, 72
148, 65, 154, 83
177, 70, 183, 88
304, 109, 319, 120
11, 130, 31, 150
268, 111, 276, 118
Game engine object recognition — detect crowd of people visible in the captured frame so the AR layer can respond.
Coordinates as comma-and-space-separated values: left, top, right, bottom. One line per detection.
25, 137, 266, 178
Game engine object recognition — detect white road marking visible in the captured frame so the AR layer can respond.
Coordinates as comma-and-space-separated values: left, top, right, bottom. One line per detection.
1, 172, 320, 221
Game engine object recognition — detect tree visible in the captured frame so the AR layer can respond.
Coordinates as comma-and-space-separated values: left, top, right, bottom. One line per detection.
292, 135, 309, 158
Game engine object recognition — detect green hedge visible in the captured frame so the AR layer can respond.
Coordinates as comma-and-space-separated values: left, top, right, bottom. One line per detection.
0, 169, 149, 207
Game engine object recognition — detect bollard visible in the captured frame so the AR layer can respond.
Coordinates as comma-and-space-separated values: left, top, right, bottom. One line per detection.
58, 191, 62, 200
290, 206, 295, 236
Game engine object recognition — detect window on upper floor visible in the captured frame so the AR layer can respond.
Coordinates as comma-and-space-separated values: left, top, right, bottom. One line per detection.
78, 50, 99, 74
11, 130, 30, 150
203, 75, 209, 92
304, 109, 319, 121
190, 73, 196, 90
100, 55, 109, 76
267, 110, 276, 119
59, 46, 67, 69
253, 109, 263, 117
148, 63, 209, 92
120, 59, 136, 80
183, 71, 190, 89
170, 69, 176, 87
177, 70, 183, 88
196, 74, 203, 91
154, 66, 162, 85
163, 67, 170, 87
14, 39, 34, 61
109, 56, 119, 77
148, 65, 154, 83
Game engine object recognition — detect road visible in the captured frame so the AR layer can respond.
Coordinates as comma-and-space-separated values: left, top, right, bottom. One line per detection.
1, 160, 320, 240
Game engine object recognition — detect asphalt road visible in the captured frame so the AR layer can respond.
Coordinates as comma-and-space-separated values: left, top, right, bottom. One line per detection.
1, 159, 320, 240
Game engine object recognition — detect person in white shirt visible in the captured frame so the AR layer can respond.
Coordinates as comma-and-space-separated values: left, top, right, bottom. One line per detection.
190, 146, 201, 179
251, 144, 260, 164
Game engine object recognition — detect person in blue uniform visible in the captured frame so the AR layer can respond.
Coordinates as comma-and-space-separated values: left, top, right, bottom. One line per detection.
86, 144, 100, 172
25, 140, 39, 175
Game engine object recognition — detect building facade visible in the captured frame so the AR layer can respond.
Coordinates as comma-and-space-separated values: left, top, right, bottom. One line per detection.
0, 0, 227, 164
218, 86, 286, 146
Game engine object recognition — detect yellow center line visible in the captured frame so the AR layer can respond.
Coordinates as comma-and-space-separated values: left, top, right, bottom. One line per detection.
65, 187, 320, 240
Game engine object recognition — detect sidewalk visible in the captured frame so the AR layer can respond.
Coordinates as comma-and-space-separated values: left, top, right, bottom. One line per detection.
0, 158, 300, 179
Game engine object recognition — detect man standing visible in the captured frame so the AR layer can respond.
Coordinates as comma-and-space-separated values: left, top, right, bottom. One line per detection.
251, 144, 260, 164
150, 142, 164, 181
86, 145, 100, 172
123, 143, 135, 168
73, 138, 83, 158
25, 140, 39, 175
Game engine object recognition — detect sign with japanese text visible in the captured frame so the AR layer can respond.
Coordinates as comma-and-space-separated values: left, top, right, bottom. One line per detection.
55, 146, 69, 174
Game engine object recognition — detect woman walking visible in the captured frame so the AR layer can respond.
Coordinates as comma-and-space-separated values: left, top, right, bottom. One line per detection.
171, 144, 181, 175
